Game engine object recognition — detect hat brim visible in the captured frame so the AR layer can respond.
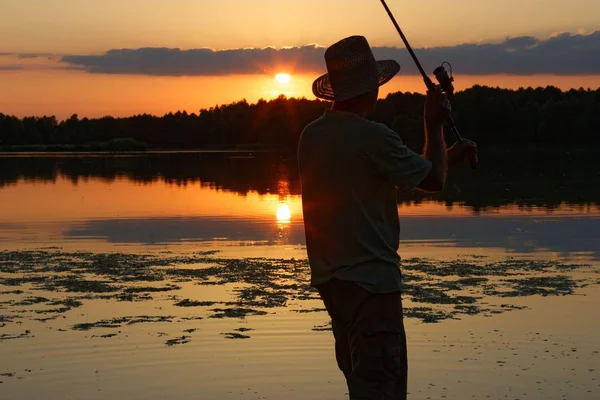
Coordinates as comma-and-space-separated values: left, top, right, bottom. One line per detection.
312, 60, 401, 101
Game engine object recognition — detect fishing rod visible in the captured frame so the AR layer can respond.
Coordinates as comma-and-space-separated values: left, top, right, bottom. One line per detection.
379, 0, 478, 169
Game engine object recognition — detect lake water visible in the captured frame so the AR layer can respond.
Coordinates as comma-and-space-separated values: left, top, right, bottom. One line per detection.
1, 152, 599, 399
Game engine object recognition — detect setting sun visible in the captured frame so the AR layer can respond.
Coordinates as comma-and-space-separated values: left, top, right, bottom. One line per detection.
276, 204, 291, 222
275, 73, 291, 85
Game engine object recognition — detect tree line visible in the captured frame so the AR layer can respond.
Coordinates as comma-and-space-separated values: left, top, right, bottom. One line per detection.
1, 85, 599, 151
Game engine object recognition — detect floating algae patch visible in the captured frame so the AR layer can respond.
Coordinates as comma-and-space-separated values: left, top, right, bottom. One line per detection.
91, 333, 118, 339
13, 296, 49, 306
165, 335, 191, 346
0, 331, 32, 341
294, 307, 327, 313
235, 286, 289, 308
116, 292, 153, 302
499, 304, 528, 311
179, 316, 204, 321
35, 316, 59, 322
0, 290, 24, 295
49, 298, 84, 308
1, 275, 46, 286
401, 258, 592, 278
1, 249, 599, 332
490, 276, 578, 297
312, 322, 332, 332
40, 276, 120, 293
124, 284, 181, 293
209, 307, 268, 319
404, 307, 455, 323
453, 304, 488, 316
33, 306, 71, 314
27, 297, 84, 316
174, 299, 218, 307
72, 315, 174, 331
403, 284, 479, 305
222, 332, 251, 339
436, 277, 489, 291
72, 317, 131, 331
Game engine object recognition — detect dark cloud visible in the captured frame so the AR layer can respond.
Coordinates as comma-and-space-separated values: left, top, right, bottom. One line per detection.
0, 65, 24, 71
61, 45, 326, 76
0, 52, 59, 59
33, 31, 600, 76
372, 31, 600, 75
502, 36, 538, 49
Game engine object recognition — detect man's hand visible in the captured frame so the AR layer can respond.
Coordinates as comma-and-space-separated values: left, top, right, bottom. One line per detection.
424, 85, 451, 127
447, 139, 478, 167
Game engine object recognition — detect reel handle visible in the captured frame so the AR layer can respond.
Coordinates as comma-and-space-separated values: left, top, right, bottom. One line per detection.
431, 65, 478, 169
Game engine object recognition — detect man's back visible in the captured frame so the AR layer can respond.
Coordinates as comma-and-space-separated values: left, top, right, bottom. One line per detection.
298, 109, 431, 293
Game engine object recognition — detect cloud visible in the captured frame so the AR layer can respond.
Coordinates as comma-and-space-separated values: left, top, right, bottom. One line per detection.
372, 31, 600, 75
0, 65, 24, 71
8, 30, 598, 76
60, 45, 326, 76
0, 52, 60, 59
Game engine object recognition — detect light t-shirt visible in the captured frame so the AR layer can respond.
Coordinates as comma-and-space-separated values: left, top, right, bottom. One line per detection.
297, 109, 432, 293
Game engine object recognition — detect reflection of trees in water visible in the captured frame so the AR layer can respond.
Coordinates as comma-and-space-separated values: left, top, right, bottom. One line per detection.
0, 150, 599, 211
0, 153, 300, 196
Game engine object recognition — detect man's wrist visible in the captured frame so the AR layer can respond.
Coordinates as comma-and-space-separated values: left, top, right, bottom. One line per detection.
425, 120, 444, 135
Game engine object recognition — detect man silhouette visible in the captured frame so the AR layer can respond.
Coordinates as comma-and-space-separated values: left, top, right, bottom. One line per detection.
298, 35, 477, 399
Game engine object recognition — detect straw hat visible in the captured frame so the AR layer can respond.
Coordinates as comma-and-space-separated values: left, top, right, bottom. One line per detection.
312, 35, 400, 102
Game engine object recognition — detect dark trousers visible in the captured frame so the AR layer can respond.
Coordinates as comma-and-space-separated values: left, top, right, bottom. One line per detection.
318, 278, 408, 400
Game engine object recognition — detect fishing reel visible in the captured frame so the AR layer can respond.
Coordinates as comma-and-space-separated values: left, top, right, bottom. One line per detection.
433, 62, 455, 98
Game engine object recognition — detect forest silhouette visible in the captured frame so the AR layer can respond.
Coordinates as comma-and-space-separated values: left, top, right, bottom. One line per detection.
1, 85, 599, 151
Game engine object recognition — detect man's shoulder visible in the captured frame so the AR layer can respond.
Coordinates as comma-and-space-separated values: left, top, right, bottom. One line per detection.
362, 119, 395, 135
299, 112, 398, 148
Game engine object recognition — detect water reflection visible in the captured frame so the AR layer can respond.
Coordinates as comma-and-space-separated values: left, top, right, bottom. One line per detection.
1, 151, 599, 210
0, 153, 599, 260
276, 178, 293, 224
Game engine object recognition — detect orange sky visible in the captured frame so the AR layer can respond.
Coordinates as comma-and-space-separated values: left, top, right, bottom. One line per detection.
1, 0, 599, 118
0, 70, 598, 119
2, 0, 599, 53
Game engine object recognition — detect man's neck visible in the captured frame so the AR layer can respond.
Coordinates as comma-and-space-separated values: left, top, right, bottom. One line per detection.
331, 103, 365, 117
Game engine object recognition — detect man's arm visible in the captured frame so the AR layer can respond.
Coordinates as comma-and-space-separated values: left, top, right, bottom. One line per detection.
447, 139, 479, 167
416, 87, 449, 192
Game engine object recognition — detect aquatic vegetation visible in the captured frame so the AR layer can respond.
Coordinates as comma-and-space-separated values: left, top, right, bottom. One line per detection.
222, 332, 251, 339
0, 331, 31, 341
0, 249, 598, 343
209, 308, 268, 319
124, 284, 181, 293
312, 322, 332, 332
175, 299, 218, 307
72, 315, 174, 331
165, 335, 191, 346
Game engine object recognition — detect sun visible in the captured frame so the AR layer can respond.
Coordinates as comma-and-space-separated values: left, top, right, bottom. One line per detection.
276, 204, 291, 223
275, 73, 291, 85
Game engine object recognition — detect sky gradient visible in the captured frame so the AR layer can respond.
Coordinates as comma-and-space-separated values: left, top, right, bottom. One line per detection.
3, 0, 600, 52
1, 0, 599, 118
